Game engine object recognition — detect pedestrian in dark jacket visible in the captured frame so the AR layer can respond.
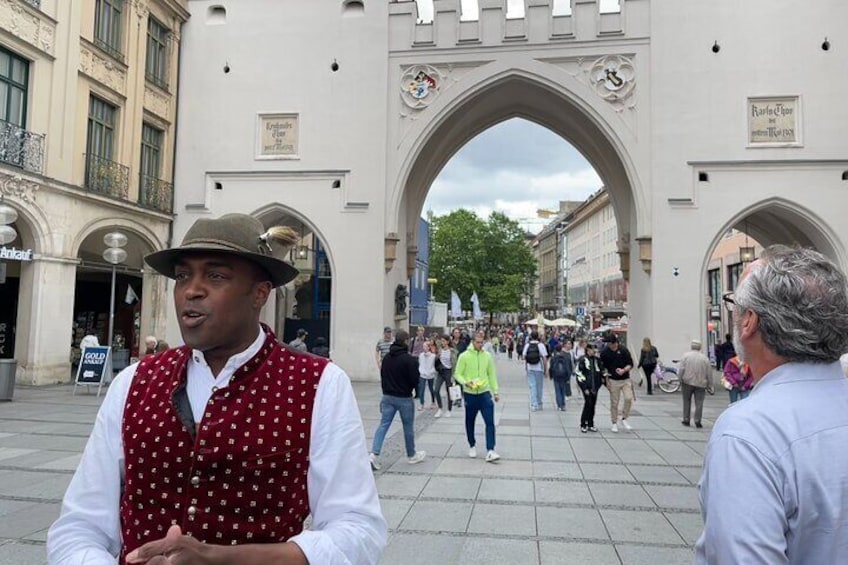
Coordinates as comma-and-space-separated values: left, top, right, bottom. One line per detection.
311, 337, 330, 359
549, 343, 575, 411
369, 330, 426, 470
575, 344, 605, 433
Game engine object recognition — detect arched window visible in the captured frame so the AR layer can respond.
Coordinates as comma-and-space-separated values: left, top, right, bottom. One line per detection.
207, 5, 226, 25
342, 0, 364, 17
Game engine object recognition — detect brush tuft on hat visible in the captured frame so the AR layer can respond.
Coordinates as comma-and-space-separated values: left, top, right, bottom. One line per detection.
258, 226, 299, 255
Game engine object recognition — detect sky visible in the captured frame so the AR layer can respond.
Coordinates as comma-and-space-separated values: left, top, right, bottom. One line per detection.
423, 118, 602, 233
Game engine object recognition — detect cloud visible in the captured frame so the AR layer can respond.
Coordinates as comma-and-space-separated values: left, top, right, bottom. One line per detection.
424, 118, 602, 232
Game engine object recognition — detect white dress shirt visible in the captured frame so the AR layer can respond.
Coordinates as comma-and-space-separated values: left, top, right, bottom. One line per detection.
47, 328, 387, 564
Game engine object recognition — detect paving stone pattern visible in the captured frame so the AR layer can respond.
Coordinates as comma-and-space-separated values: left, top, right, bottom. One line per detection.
0, 356, 732, 564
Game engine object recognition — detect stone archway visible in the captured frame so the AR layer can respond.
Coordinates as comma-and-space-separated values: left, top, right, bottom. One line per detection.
393, 71, 644, 243
388, 64, 648, 340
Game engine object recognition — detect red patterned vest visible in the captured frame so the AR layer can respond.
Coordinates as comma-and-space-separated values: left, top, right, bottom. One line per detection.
119, 328, 327, 562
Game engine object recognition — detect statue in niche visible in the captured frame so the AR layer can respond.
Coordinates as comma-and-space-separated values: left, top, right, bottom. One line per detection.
395, 284, 408, 316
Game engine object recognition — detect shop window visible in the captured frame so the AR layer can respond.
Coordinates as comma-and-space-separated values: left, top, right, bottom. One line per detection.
94, 0, 124, 61
145, 17, 170, 90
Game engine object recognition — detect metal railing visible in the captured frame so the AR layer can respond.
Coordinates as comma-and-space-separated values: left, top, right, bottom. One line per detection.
93, 37, 124, 64
145, 71, 169, 91
138, 174, 173, 213
0, 119, 45, 174
84, 153, 129, 200
21, 0, 42, 9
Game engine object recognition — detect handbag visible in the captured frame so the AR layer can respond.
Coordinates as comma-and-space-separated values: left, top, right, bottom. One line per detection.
720, 375, 733, 390
448, 384, 462, 401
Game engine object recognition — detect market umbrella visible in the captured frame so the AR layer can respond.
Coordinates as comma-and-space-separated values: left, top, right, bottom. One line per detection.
550, 318, 578, 327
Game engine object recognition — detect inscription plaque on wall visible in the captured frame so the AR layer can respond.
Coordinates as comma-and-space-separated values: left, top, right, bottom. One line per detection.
257, 113, 299, 158
748, 97, 799, 145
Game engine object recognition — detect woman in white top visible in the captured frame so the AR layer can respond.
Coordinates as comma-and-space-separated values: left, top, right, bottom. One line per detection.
434, 335, 457, 418
417, 340, 438, 411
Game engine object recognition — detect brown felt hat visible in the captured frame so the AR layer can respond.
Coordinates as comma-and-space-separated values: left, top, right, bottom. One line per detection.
144, 214, 299, 287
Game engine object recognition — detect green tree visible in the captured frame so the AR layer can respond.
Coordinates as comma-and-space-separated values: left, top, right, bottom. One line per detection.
429, 209, 536, 319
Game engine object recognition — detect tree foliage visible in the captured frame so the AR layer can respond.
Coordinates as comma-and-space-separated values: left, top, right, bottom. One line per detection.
429, 209, 536, 316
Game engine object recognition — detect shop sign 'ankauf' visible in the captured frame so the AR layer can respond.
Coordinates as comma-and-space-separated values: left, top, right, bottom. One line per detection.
0, 246, 33, 261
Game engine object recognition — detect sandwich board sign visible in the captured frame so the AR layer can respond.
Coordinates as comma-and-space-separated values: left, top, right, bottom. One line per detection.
73, 346, 111, 397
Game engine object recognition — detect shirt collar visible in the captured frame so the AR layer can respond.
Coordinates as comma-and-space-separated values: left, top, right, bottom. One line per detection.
190, 326, 266, 371
753, 360, 844, 391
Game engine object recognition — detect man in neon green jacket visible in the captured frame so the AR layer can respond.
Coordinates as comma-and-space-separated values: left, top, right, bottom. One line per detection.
454, 331, 501, 462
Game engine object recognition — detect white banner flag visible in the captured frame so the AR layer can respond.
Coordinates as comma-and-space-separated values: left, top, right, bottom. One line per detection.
450, 290, 462, 318
125, 284, 139, 305
470, 292, 482, 320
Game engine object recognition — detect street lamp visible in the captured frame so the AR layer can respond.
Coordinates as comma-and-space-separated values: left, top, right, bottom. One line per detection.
102, 231, 128, 349
0, 199, 17, 245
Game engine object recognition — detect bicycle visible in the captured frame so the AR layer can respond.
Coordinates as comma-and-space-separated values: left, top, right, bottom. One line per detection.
654, 360, 681, 393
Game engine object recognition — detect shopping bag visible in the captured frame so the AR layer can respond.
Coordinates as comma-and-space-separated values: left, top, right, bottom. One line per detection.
448, 385, 462, 401
653, 364, 663, 379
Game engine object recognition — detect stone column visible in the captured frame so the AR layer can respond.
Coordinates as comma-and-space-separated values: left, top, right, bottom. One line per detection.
141, 269, 170, 347
15, 257, 78, 385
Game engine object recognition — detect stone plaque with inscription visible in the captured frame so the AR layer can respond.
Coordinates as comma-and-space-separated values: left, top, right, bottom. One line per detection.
258, 114, 299, 157
748, 97, 799, 144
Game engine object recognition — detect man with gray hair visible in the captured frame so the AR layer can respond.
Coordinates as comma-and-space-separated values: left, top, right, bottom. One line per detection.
678, 339, 713, 428
696, 245, 848, 564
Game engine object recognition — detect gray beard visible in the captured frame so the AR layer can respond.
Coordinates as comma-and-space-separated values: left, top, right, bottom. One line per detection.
733, 318, 747, 364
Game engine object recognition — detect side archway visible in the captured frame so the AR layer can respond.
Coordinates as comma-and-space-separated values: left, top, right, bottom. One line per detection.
699, 198, 845, 356
252, 203, 337, 353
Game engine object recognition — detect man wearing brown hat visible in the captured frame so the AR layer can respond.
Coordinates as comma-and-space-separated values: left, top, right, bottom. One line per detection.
48, 214, 387, 564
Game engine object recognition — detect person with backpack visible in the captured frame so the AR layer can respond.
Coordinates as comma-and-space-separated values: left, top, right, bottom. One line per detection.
522, 330, 549, 411
549, 342, 574, 411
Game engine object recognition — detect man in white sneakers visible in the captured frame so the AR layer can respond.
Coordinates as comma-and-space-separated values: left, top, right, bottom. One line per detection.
454, 331, 501, 462
369, 330, 426, 470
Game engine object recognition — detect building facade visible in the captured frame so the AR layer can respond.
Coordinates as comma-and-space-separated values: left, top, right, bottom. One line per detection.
565, 188, 627, 329
0, 0, 188, 384
167, 0, 848, 379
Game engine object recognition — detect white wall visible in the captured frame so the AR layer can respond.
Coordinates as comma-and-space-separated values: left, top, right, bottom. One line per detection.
172, 1, 390, 379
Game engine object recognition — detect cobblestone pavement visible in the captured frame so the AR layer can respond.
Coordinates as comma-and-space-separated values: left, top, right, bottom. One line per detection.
0, 356, 730, 564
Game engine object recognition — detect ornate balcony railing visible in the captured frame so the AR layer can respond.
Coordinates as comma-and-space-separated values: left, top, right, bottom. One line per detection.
84, 154, 129, 200
139, 174, 173, 213
0, 119, 45, 174
93, 37, 124, 63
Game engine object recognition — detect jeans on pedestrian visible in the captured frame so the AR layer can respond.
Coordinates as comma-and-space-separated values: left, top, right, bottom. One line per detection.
681, 382, 707, 424
553, 378, 569, 410
434, 367, 452, 411
728, 388, 750, 404
464, 392, 496, 451
527, 369, 544, 409
371, 395, 416, 457
418, 377, 436, 406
